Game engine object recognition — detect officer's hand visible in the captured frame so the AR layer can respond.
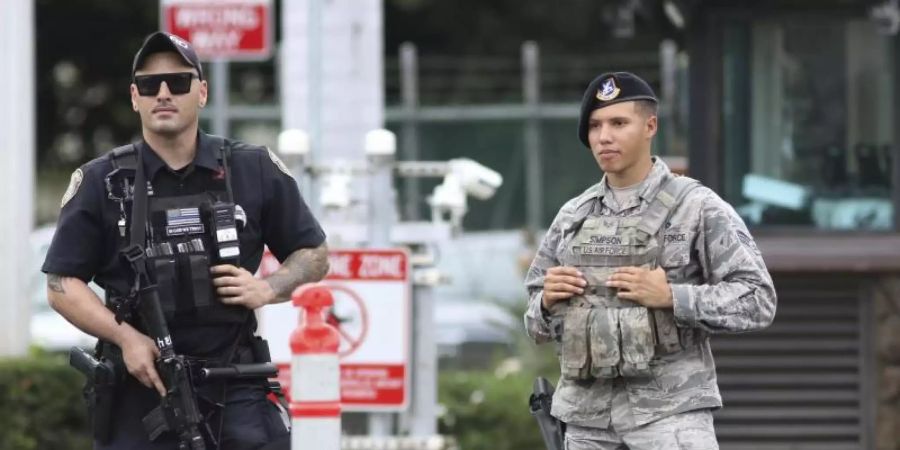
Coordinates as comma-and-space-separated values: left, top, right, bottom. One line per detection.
210, 264, 276, 310
542, 266, 586, 309
606, 266, 673, 308
120, 331, 166, 397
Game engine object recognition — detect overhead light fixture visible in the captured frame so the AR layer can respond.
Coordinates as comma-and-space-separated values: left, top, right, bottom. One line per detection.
871, 0, 900, 35
664, 0, 685, 30
742, 174, 809, 211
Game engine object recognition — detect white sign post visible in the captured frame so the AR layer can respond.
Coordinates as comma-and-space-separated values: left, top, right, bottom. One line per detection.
0, 0, 34, 357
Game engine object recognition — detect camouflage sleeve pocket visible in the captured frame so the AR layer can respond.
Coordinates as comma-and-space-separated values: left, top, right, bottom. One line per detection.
661, 244, 690, 268
662, 225, 692, 268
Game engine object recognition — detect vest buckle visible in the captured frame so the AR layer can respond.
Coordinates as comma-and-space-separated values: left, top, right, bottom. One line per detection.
121, 244, 145, 263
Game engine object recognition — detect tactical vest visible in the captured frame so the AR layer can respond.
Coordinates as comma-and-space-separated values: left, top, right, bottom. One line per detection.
104, 139, 247, 326
551, 175, 699, 381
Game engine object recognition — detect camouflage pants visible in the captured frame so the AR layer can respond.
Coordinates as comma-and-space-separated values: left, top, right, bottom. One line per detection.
564, 409, 719, 450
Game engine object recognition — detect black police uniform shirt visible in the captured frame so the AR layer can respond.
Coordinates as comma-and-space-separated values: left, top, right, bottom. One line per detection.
41, 132, 326, 357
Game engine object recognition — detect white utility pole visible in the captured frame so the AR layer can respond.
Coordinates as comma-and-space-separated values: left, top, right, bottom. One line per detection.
0, 0, 35, 356
281, 0, 396, 436
281, 0, 384, 219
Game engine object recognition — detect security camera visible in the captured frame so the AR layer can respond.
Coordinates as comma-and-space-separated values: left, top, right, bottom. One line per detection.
428, 174, 468, 230
320, 172, 353, 209
277, 129, 310, 156
364, 129, 397, 156
871, 0, 900, 35
447, 158, 503, 200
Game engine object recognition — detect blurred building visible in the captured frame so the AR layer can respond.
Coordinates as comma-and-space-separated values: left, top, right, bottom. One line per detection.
385, 1, 900, 448
679, 0, 898, 449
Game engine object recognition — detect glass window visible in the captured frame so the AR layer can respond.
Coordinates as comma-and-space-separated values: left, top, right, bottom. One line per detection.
722, 19, 894, 230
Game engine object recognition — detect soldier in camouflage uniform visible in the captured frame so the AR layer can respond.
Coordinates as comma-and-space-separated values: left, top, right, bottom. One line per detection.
523, 72, 777, 450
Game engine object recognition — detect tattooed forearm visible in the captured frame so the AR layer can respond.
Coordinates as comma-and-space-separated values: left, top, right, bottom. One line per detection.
47, 274, 66, 294
265, 243, 330, 303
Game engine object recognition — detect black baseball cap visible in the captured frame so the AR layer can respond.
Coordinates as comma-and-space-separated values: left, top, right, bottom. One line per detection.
132, 32, 204, 81
577, 72, 657, 148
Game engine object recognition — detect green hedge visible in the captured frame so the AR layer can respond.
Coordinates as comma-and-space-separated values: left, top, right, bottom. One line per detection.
437, 301, 561, 450
438, 367, 551, 450
439, 370, 535, 450
0, 350, 91, 450
1, 325, 559, 450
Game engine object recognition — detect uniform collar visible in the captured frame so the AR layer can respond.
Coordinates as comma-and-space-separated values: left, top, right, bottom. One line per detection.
139, 132, 221, 176
592, 157, 672, 209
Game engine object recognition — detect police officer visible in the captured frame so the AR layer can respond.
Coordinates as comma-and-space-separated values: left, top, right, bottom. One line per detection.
524, 72, 777, 449
42, 32, 329, 449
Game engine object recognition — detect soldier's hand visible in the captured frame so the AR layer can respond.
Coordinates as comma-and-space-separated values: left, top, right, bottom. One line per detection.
120, 330, 166, 396
606, 266, 673, 308
542, 266, 586, 309
211, 264, 276, 310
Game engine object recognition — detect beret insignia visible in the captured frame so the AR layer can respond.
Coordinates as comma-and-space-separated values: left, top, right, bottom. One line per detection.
597, 78, 621, 101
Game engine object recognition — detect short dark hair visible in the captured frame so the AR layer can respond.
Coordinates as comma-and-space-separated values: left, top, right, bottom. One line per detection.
634, 100, 658, 118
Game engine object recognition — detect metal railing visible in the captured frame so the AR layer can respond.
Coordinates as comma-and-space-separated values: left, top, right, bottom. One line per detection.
202, 41, 684, 233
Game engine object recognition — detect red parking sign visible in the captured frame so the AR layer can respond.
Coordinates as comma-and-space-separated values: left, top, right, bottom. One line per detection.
161, 0, 272, 61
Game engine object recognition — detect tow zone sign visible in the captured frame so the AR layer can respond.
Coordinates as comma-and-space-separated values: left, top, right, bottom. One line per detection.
259, 249, 410, 411
161, 0, 273, 61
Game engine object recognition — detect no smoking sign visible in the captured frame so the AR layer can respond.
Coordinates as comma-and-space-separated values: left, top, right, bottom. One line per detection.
326, 284, 368, 357
258, 248, 411, 411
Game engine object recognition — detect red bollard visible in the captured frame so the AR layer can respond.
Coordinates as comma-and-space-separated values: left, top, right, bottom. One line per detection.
290, 283, 341, 450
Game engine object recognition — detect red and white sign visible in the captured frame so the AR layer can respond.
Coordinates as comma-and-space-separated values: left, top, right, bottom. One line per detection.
161, 0, 272, 61
259, 249, 411, 411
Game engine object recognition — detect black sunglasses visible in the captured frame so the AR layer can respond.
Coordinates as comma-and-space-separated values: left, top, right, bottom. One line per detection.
134, 72, 198, 96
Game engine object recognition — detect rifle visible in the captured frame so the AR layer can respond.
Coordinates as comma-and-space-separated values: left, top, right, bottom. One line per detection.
126, 261, 212, 450
69, 346, 119, 443
119, 141, 210, 449
529, 377, 565, 450
133, 278, 284, 450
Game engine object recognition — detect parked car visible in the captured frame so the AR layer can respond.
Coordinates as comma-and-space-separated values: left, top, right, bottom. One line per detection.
29, 225, 97, 351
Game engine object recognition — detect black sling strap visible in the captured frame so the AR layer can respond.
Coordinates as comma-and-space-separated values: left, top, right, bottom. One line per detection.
217, 138, 235, 204
129, 144, 149, 251
114, 144, 151, 324
216, 140, 259, 363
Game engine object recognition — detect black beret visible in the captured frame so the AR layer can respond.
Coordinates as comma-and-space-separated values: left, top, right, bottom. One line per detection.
577, 72, 657, 148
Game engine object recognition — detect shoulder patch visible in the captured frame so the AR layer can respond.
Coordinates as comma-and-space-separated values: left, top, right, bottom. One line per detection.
60, 169, 84, 208
736, 229, 759, 252
266, 148, 293, 177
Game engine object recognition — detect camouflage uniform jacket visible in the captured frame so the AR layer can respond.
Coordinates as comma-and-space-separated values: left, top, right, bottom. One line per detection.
524, 157, 777, 428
